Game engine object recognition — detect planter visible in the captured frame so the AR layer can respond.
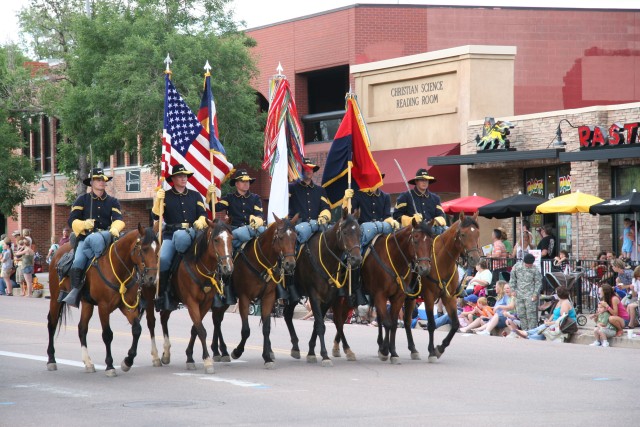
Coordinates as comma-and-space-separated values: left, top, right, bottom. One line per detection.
32, 290, 43, 298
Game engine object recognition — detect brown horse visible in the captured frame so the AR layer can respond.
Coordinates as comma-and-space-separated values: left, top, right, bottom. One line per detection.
362, 219, 434, 363
286, 208, 362, 367
210, 213, 298, 369
421, 212, 481, 362
46, 225, 159, 376
141, 219, 233, 374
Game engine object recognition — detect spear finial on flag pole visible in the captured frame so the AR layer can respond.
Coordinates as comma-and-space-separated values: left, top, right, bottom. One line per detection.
164, 54, 172, 75
276, 62, 284, 76
204, 60, 212, 76
203, 60, 217, 214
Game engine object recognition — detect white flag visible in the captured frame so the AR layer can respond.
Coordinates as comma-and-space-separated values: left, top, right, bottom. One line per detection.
267, 122, 289, 224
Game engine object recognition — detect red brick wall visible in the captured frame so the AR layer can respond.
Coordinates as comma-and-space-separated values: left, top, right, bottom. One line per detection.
121, 200, 153, 229
20, 206, 51, 254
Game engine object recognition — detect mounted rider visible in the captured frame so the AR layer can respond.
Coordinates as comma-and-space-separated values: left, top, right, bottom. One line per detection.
342, 174, 399, 306
62, 168, 125, 308
152, 164, 210, 311
393, 168, 447, 234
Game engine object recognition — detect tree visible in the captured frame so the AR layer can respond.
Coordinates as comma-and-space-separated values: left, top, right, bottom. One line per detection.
0, 45, 39, 218
19, 0, 264, 195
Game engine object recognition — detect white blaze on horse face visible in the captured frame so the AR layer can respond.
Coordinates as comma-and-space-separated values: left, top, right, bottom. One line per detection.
151, 241, 158, 252
219, 230, 231, 257
470, 227, 476, 232
286, 229, 292, 237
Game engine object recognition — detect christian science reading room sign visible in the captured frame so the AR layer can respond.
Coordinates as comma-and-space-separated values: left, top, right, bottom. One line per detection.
578, 122, 640, 149
370, 73, 456, 120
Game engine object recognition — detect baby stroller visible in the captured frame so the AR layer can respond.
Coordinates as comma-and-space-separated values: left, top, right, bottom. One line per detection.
539, 271, 588, 326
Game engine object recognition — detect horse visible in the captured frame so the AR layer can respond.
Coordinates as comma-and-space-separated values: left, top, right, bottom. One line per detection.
210, 213, 298, 369
285, 208, 362, 367
141, 219, 233, 374
421, 212, 481, 362
361, 218, 434, 364
46, 224, 159, 376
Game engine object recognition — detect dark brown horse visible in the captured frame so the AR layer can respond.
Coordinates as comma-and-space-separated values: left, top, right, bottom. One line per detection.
210, 214, 298, 369
46, 225, 159, 376
286, 208, 362, 367
421, 212, 481, 361
362, 219, 434, 363
142, 219, 233, 374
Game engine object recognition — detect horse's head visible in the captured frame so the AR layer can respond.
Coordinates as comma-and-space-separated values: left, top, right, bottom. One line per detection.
337, 208, 362, 267
271, 213, 299, 274
206, 218, 234, 276
131, 223, 159, 288
408, 217, 434, 275
455, 212, 481, 268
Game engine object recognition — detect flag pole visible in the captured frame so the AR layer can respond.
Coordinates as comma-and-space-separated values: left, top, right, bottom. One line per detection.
346, 92, 353, 297
204, 61, 217, 215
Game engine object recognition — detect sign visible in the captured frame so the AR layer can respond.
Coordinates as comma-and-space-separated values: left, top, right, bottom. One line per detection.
126, 170, 141, 192
578, 122, 639, 149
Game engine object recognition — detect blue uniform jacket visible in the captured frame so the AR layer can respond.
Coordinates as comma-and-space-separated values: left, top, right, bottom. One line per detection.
68, 192, 123, 240
152, 188, 207, 239
215, 191, 263, 227
393, 189, 444, 222
352, 190, 391, 224
288, 180, 330, 222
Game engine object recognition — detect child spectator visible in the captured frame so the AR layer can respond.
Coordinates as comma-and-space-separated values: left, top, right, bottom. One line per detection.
553, 250, 570, 273
459, 295, 495, 333
621, 218, 634, 260
590, 301, 616, 347
467, 260, 492, 296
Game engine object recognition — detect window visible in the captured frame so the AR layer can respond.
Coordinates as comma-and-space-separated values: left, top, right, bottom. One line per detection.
301, 65, 349, 143
32, 116, 41, 172
612, 166, 640, 255
43, 116, 52, 174
115, 150, 126, 167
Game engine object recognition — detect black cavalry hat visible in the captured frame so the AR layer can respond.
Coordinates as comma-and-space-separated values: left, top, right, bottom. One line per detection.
302, 157, 320, 172
166, 164, 194, 183
229, 169, 256, 185
83, 167, 113, 187
407, 168, 436, 185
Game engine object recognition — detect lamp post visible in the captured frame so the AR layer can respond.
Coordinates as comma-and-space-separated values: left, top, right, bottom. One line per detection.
550, 118, 579, 148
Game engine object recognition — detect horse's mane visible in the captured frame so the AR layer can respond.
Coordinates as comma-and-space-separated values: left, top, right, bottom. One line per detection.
416, 220, 435, 237
141, 227, 156, 245
187, 221, 232, 263
460, 216, 479, 229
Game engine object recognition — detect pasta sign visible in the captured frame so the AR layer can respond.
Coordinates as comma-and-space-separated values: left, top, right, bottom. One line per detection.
578, 122, 639, 149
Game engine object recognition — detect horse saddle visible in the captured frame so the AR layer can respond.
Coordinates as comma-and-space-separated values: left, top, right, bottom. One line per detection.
361, 234, 383, 262
56, 250, 75, 281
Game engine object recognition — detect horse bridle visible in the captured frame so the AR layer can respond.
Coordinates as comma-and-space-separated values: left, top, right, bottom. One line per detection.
253, 221, 297, 280
332, 218, 361, 266
454, 227, 481, 267
112, 235, 158, 286
392, 225, 432, 274
194, 225, 232, 278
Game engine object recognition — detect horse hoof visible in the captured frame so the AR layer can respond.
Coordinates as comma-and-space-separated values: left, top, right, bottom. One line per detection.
291, 350, 301, 360
231, 350, 240, 360
46, 363, 57, 371
332, 348, 341, 358
204, 365, 215, 375
152, 358, 162, 367
269, 352, 276, 361
321, 359, 333, 368
105, 369, 117, 377
161, 356, 170, 365
427, 355, 437, 363
264, 361, 275, 370
306, 355, 317, 364
213, 355, 222, 362
221, 355, 231, 363
435, 347, 444, 359
378, 351, 389, 362
410, 352, 421, 361
121, 360, 131, 372
85, 364, 96, 373
345, 351, 357, 362
186, 362, 197, 370
390, 356, 401, 365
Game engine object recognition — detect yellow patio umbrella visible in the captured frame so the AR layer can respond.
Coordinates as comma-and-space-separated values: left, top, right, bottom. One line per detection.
536, 190, 604, 260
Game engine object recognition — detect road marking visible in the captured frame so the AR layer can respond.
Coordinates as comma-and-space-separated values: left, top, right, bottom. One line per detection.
0, 350, 112, 370
13, 383, 90, 398
174, 372, 268, 389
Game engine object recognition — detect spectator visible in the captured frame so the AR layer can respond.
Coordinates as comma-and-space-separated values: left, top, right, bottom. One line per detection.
490, 229, 507, 267
467, 260, 492, 296
620, 218, 634, 260
458, 295, 494, 333
612, 259, 633, 298
512, 229, 534, 259
47, 236, 59, 265
58, 227, 71, 246
474, 281, 516, 336
1, 237, 15, 296
510, 253, 542, 331
590, 301, 617, 347
600, 284, 629, 335
511, 285, 576, 340
497, 226, 513, 254
14, 239, 35, 297
626, 266, 639, 329
22, 228, 35, 253
553, 250, 571, 273
537, 224, 557, 260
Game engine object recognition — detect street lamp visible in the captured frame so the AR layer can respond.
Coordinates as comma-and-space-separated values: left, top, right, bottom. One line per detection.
38, 179, 54, 193
550, 118, 579, 148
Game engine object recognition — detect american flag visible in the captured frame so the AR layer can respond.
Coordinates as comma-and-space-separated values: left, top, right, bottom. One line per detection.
161, 75, 232, 200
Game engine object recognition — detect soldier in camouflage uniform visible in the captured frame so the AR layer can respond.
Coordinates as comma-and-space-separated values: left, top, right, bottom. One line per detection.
509, 253, 542, 330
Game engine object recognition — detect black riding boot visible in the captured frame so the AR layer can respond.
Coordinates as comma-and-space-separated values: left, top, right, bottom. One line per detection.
223, 277, 237, 306
154, 271, 177, 312
62, 268, 85, 308
276, 282, 290, 302
286, 275, 301, 304
349, 268, 368, 308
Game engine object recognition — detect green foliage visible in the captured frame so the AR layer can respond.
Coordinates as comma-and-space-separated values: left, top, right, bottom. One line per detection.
18, 0, 264, 193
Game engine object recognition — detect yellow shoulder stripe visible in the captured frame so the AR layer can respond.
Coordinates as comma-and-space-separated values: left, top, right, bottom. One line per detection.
72, 206, 84, 212
112, 208, 122, 214
395, 202, 407, 209
321, 197, 330, 204
219, 200, 229, 206
254, 206, 263, 212
197, 201, 206, 209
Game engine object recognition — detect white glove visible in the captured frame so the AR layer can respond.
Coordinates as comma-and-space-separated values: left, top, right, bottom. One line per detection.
84, 219, 95, 231
249, 215, 264, 229
194, 216, 208, 230
344, 189, 354, 199
434, 216, 446, 227
156, 189, 165, 200
412, 213, 423, 223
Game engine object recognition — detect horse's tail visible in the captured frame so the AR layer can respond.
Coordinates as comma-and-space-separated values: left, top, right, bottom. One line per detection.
55, 302, 69, 337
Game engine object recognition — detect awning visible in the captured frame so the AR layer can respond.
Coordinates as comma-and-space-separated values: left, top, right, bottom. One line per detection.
428, 148, 563, 166
373, 143, 460, 194
559, 146, 640, 162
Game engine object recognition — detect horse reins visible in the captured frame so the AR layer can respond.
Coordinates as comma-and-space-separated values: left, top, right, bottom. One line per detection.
190, 226, 228, 295
384, 227, 430, 297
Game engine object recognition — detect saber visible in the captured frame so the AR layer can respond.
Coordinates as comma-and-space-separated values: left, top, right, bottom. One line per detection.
89, 144, 94, 219
393, 159, 419, 216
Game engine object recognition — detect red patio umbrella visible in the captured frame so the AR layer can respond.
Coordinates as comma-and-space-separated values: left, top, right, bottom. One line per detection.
442, 193, 495, 214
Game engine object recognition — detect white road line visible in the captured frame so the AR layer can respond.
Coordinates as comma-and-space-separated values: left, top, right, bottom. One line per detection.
0, 350, 112, 370
174, 372, 268, 388
13, 383, 90, 398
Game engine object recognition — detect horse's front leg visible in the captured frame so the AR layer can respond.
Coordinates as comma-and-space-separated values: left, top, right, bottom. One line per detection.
435, 296, 459, 360
261, 290, 277, 368
143, 292, 162, 367
388, 295, 405, 364
313, 298, 331, 367
120, 307, 142, 372
97, 304, 117, 377
78, 303, 96, 373
306, 292, 325, 364
231, 295, 251, 360
211, 307, 230, 362
160, 310, 172, 365
333, 298, 356, 361
283, 302, 301, 359
423, 292, 439, 362
374, 293, 390, 361
403, 298, 420, 360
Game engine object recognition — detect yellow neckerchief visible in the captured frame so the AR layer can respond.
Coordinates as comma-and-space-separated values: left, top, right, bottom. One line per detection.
253, 236, 283, 284
385, 233, 422, 297
108, 242, 139, 310
318, 232, 347, 288
431, 234, 457, 298
193, 234, 223, 295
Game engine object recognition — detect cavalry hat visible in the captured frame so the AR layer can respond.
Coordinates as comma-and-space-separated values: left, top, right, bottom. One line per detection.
83, 167, 113, 186
302, 157, 320, 172
523, 253, 536, 265
463, 294, 478, 303
407, 168, 436, 185
229, 169, 256, 185
166, 164, 194, 183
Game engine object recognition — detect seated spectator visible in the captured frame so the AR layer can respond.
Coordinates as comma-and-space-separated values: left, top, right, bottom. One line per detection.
467, 260, 492, 296
612, 259, 633, 299
510, 285, 576, 341
599, 284, 629, 335
553, 250, 571, 273
474, 281, 516, 336
590, 301, 617, 347
627, 266, 640, 329
459, 296, 494, 333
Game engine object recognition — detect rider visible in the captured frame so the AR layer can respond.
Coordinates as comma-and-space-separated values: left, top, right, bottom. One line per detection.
152, 164, 209, 311
62, 168, 125, 308
287, 157, 332, 301
343, 174, 399, 306
393, 168, 447, 234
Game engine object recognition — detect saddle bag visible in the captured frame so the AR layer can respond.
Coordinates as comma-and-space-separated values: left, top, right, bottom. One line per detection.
56, 249, 75, 280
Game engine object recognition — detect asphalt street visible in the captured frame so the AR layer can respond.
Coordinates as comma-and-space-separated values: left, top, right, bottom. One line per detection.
1, 296, 638, 426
